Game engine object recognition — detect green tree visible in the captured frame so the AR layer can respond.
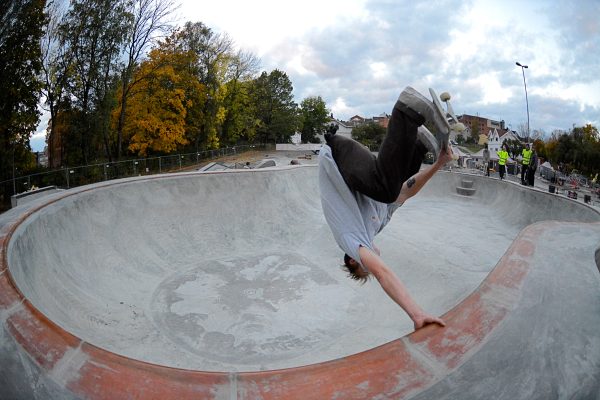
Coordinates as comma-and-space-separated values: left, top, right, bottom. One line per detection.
299, 96, 329, 143
0, 0, 47, 208
221, 78, 258, 145
57, 0, 131, 164
253, 69, 299, 144
220, 50, 260, 145
177, 21, 232, 150
553, 133, 577, 172
352, 122, 386, 149
532, 138, 546, 161
503, 138, 522, 159
566, 124, 600, 175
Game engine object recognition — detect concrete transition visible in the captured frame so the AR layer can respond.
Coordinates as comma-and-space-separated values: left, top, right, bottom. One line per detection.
1, 163, 599, 399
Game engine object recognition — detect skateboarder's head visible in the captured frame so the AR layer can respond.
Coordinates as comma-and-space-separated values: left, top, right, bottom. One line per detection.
343, 254, 370, 284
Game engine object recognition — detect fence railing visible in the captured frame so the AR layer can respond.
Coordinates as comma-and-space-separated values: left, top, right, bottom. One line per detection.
1, 144, 271, 211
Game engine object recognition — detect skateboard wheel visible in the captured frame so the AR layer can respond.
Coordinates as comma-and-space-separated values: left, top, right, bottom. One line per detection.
453, 122, 466, 132
440, 92, 451, 102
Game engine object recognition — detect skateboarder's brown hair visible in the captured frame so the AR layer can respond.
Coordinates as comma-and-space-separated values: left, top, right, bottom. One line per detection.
343, 254, 370, 284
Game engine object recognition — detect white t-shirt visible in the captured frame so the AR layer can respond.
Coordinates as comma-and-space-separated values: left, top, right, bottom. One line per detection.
318, 144, 399, 270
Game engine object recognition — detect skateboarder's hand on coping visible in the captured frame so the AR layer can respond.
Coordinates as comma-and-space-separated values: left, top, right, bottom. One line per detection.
412, 312, 446, 330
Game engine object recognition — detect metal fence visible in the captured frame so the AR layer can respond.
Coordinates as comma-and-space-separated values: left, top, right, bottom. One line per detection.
1, 144, 271, 211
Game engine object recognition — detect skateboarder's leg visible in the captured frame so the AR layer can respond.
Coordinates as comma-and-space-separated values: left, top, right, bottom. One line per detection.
325, 133, 383, 197
326, 86, 455, 203
326, 111, 425, 204
373, 101, 425, 202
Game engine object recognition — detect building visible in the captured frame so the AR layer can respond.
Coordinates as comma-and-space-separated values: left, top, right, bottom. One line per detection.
345, 113, 390, 129
321, 113, 390, 143
348, 115, 365, 126
487, 128, 520, 154
457, 114, 510, 144
372, 113, 390, 129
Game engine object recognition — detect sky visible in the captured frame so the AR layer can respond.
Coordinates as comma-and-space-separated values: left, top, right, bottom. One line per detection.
30, 0, 600, 151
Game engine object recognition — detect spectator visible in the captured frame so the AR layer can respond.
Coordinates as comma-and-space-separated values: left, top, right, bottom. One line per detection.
497, 143, 509, 180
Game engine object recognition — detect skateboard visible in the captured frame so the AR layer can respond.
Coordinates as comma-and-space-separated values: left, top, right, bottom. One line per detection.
428, 88, 466, 154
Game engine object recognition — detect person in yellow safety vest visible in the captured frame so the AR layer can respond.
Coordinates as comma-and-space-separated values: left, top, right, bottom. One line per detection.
497, 143, 509, 180
521, 143, 533, 185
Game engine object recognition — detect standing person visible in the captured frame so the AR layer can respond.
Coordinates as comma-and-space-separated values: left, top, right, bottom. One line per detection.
521, 143, 533, 185
319, 86, 462, 330
497, 143, 509, 180
482, 143, 490, 176
527, 150, 538, 186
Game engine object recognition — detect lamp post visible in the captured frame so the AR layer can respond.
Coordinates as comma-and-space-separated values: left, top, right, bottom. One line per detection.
516, 62, 530, 144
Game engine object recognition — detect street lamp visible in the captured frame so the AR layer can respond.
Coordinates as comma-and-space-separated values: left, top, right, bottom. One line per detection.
516, 62, 530, 144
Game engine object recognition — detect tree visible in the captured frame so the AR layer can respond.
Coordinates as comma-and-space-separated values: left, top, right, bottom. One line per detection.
220, 50, 260, 144
532, 138, 546, 161
253, 69, 299, 144
503, 138, 522, 160
352, 122, 386, 149
299, 96, 329, 143
469, 120, 480, 143
0, 0, 46, 207
567, 124, 600, 175
177, 21, 233, 150
531, 128, 545, 142
57, 0, 131, 164
553, 133, 577, 172
517, 122, 529, 140
41, 0, 70, 167
117, 46, 191, 156
114, 0, 177, 159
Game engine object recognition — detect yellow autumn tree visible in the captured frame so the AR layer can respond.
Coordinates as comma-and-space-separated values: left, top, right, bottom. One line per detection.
117, 47, 192, 157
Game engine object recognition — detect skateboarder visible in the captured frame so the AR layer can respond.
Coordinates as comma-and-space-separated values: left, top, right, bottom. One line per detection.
319, 86, 462, 330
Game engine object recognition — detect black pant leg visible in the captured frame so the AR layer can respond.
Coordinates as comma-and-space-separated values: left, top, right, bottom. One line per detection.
326, 134, 383, 197
372, 102, 424, 202
326, 103, 424, 203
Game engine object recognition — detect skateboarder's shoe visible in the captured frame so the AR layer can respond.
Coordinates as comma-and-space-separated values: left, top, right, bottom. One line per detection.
324, 122, 339, 143
397, 86, 451, 142
417, 125, 439, 157
397, 86, 465, 150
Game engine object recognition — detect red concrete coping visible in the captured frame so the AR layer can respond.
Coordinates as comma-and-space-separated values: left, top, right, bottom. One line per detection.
0, 191, 543, 400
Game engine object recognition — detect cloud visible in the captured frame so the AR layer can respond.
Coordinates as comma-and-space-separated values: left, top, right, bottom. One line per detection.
33, 0, 599, 151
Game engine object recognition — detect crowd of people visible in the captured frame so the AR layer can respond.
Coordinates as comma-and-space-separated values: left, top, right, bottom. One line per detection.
481, 142, 538, 185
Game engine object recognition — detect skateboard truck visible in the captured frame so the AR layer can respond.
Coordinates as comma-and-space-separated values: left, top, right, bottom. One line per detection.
429, 88, 465, 160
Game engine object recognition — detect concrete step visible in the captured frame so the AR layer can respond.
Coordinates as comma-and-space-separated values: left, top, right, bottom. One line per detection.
461, 179, 474, 189
456, 186, 476, 196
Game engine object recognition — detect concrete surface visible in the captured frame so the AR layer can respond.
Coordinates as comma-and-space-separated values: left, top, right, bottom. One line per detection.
1, 160, 599, 399
11, 185, 63, 208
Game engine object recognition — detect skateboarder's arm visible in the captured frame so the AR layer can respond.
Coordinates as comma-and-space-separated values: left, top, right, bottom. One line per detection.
358, 246, 446, 330
395, 147, 453, 204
